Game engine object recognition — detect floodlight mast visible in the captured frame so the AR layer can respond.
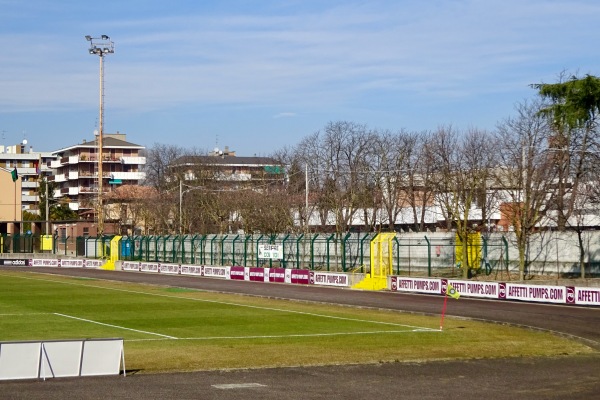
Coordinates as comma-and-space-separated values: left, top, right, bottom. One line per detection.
85, 35, 114, 237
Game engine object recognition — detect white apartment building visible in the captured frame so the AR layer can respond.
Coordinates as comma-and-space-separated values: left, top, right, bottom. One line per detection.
50, 133, 146, 217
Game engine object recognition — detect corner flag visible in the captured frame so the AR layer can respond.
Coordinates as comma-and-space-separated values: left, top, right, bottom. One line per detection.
447, 283, 460, 299
11, 168, 18, 182
440, 281, 460, 331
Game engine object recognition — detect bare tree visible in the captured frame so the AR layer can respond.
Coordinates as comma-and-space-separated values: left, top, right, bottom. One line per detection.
430, 126, 495, 278
403, 131, 437, 232
143, 143, 187, 192
493, 100, 557, 280
367, 129, 411, 231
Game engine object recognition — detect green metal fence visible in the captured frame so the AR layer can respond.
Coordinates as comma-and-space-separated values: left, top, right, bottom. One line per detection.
0, 233, 514, 277
112, 233, 511, 277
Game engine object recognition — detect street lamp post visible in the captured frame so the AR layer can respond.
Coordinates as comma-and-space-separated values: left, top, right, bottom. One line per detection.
85, 35, 114, 237
179, 179, 204, 234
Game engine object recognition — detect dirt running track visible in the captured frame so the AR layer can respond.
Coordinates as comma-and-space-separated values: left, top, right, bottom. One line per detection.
1, 267, 599, 400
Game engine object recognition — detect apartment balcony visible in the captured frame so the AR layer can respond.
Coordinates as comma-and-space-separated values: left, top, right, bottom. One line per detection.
22, 195, 39, 202
216, 173, 252, 181
109, 171, 146, 181
79, 186, 110, 194
55, 174, 67, 183
60, 187, 80, 195
21, 181, 38, 189
121, 156, 146, 165
15, 167, 38, 175
79, 170, 96, 178
102, 156, 122, 163
79, 186, 99, 194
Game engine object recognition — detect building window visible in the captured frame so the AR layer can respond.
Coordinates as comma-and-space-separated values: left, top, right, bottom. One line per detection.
83, 227, 89, 237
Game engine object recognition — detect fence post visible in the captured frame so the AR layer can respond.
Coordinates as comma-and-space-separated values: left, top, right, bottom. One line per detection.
360, 233, 370, 273
172, 235, 180, 263
176, 235, 188, 264
341, 233, 351, 272
295, 234, 304, 269
255, 234, 264, 267
220, 235, 228, 266
232, 235, 240, 265
188, 235, 198, 264
281, 234, 290, 268
326, 234, 335, 272
502, 235, 510, 271
199, 235, 207, 264
394, 236, 400, 275
424, 235, 431, 277
142, 236, 148, 261
310, 234, 318, 270
244, 235, 252, 267
208, 235, 216, 265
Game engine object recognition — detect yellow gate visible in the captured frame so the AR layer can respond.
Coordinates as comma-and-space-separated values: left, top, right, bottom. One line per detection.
455, 232, 481, 270
352, 232, 395, 291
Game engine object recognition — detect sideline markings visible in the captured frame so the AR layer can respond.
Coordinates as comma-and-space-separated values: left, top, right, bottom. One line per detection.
1, 271, 437, 333
0, 312, 50, 317
53, 312, 178, 339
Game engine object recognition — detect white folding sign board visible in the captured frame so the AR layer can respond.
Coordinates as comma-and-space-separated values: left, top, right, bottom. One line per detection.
0, 338, 124, 381
80, 339, 124, 376
40, 341, 84, 378
0, 342, 41, 380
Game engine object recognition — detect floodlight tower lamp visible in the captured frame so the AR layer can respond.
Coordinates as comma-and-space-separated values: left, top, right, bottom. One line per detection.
85, 34, 114, 237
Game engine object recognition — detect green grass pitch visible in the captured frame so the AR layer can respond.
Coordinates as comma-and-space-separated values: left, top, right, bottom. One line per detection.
0, 270, 592, 373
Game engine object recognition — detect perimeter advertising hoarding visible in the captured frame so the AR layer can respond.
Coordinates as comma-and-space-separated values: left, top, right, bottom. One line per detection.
499, 283, 566, 304
180, 265, 203, 276
391, 277, 441, 294
158, 264, 180, 274
291, 269, 310, 284
122, 261, 140, 271
269, 268, 286, 283
249, 267, 266, 282
201, 266, 229, 279
444, 280, 499, 299
59, 259, 84, 268
230, 266, 246, 280
573, 286, 600, 305
310, 271, 350, 287
0, 259, 28, 266
29, 259, 59, 267
9, 258, 599, 306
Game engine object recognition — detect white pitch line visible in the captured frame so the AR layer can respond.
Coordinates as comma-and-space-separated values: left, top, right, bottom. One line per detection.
127, 328, 440, 342
5, 273, 436, 332
0, 312, 50, 316
54, 312, 178, 339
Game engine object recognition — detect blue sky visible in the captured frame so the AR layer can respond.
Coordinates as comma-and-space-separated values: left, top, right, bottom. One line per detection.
1, 0, 598, 156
